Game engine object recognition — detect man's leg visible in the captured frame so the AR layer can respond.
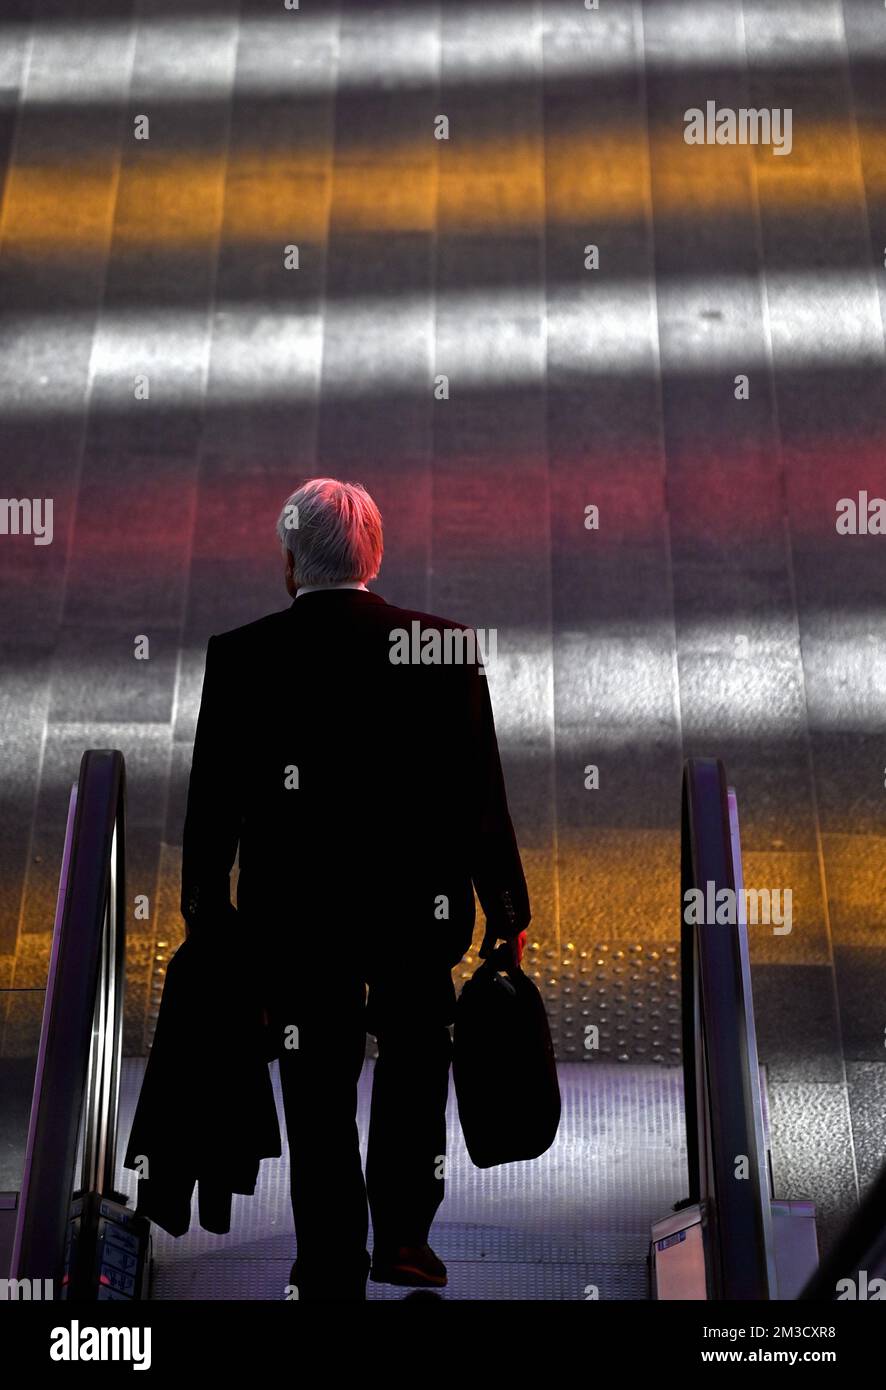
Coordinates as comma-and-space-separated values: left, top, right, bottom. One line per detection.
274, 972, 370, 1300
364, 972, 454, 1255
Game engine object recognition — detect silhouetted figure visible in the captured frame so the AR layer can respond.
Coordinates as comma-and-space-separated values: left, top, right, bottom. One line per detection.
181, 478, 529, 1301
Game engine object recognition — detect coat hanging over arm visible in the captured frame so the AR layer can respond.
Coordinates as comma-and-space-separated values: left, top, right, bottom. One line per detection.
122, 920, 282, 1237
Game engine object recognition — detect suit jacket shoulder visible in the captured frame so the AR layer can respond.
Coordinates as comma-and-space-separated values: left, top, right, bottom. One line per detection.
380, 601, 477, 636
209, 608, 292, 655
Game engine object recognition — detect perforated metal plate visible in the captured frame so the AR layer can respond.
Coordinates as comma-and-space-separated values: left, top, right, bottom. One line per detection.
534, 943, 684, 1063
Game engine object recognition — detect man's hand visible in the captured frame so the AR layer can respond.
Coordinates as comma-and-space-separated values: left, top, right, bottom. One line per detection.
479, 928, 527, 969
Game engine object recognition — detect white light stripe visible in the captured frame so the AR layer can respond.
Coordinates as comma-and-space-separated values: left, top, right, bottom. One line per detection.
3, 2, 876, 103
1, 273, 882, 415
485, 626, 886, 747
5, 622, 882, 743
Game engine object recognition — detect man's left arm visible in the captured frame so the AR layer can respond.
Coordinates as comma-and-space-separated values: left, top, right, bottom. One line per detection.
180, 635, 242, 936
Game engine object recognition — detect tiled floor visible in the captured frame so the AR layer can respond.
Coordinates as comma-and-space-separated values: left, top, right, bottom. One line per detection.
1, 0, 885, 1271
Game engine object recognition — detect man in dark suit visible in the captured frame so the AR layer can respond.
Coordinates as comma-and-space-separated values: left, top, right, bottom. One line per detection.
180, 477, 530, 1301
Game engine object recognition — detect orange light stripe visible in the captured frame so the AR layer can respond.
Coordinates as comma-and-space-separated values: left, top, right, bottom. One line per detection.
1, 123, 877, 254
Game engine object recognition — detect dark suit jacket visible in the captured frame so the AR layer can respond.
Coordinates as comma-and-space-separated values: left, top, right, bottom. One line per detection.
124, 589, 530, 1235
180, 588, 531, 972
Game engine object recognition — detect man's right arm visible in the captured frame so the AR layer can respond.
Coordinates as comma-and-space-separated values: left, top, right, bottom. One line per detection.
463, 647, 531, 955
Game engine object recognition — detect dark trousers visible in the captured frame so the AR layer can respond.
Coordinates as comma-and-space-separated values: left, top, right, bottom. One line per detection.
271, 955, 455, 1300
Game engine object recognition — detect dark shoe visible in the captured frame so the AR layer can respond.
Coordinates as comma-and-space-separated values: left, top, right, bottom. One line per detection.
370, 1243, 447, 1288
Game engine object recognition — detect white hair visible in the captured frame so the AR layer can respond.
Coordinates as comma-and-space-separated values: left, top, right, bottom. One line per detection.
275, 477, 383, 587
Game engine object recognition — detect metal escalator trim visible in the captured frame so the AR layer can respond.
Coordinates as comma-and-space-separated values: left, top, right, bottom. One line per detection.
728, 787, 778, 1298
11, 749, 126, 1288
681, 758, 771, 1301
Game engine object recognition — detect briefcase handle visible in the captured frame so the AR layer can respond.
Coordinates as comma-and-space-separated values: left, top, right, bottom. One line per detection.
478, 941, 520, 976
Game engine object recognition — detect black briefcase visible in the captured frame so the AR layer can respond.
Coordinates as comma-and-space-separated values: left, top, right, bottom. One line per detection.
452, 944, 561, 1168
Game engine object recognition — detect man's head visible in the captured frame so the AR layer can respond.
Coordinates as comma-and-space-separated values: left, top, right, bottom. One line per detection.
275, 477, 384, 596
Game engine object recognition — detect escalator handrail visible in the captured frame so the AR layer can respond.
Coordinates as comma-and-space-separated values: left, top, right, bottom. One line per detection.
10, 749, 126, 1286
681, 758, 771, 1300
